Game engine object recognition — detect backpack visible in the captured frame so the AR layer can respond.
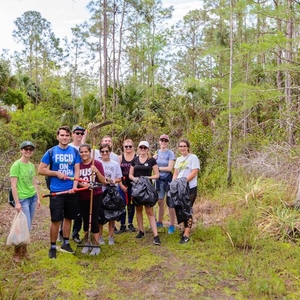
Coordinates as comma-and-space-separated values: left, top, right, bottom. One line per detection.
45, 148, 53, 190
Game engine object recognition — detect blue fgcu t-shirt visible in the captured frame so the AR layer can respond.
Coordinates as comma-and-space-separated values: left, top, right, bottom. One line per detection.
41, 145, 81, 192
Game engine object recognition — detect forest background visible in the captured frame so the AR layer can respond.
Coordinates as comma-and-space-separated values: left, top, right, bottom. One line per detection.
2, 0, 300, 298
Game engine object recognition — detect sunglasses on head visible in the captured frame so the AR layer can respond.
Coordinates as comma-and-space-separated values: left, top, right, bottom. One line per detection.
139, 146, 148, 150
74, 132, 84, 135
160, 139, 168, 143
100, 150, 110, 154
124, 145, 133, 149
23, 147, 34, 152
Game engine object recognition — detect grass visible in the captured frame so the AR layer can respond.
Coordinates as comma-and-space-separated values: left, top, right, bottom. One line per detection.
2, 177, 300, 299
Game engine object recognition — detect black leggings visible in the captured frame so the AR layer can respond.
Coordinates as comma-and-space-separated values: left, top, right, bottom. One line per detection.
79, 193, 102, 233
184, 187, 197, 229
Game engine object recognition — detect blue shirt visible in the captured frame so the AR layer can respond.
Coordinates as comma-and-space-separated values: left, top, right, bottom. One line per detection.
41, 145, 81, 192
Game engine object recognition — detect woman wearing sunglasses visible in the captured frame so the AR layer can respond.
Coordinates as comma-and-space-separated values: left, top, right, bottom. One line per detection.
98, 143, 122, 246
116, 139, 136, 233
129, 141, 160, 245
9, 141, 41, 262
154, 134, 176, 234
173, 138, 200, 244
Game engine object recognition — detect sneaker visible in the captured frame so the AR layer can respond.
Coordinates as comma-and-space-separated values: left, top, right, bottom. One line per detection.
90, 246, 101, 256
115, 225, 127, 234
128, 224, 136, 232
60, 243, 75, 254
114, 226, 119, 234
73, 236, 81, 244
168, 225, 175, 234
156, 222, 163, 228
153, 235, 161, 245
48, 248, 57, 259
99, 237, 105, 245
108, 236, 115, 245
135, 231, 145, 239
81, 246, 91, 254
179, 235, 190, 244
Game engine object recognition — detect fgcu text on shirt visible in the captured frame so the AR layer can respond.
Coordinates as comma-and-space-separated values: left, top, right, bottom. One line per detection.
41, 145, 81, 192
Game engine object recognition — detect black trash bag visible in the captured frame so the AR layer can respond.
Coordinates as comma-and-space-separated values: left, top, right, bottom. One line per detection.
98, 209, 108, 225
131, 176, 158, 207
102, 185, 126, 221
168, 177, 191, 224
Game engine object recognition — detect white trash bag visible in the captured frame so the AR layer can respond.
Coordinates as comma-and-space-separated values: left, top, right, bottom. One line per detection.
6, 211, 30, 246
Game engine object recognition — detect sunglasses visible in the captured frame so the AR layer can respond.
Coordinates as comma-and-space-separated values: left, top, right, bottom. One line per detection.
160, 139, 168, 143
74, 132, 85, 135
139, 146, 148, 150
179, 145, 187, 148
124, 145, 133, 149
100, 150, 110, 154
23, 147, 34, 152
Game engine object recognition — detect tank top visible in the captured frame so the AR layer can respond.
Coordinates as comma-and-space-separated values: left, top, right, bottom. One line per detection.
120, 154, 136, 187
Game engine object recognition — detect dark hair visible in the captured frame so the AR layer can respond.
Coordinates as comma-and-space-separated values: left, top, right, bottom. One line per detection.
57, 125, 71, 135
178, 138, 190, 151
100, 143, 112, 152
79, 143, 91, 152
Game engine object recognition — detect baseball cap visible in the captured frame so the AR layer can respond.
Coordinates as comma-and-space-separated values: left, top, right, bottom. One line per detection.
20, 141, 35, 149
72, 125, 85, 132
159, 134, 169, 141
138, 141, 149, 148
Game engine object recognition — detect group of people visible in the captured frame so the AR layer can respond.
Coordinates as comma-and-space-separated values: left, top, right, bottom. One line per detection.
9, 124, 200, 261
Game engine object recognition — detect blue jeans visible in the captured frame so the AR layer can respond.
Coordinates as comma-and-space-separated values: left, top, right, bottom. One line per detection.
20, 194, 37, 231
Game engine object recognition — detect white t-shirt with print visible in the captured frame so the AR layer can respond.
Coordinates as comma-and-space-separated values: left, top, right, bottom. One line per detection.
174, 154, 200, 188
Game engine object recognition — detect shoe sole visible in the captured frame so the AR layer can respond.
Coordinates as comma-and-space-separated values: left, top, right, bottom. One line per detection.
153, 242, 161, 245
59, 248, 75, 254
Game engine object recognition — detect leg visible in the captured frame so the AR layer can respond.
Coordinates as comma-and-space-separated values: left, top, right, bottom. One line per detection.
157, 199, 165, 224
50, 221, 61, 243
145, 206, 158, 237
135, 205, 144, 232
20, 197, 31, 231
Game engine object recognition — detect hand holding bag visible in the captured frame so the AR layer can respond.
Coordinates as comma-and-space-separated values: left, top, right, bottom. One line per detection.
6, 211, 30, 246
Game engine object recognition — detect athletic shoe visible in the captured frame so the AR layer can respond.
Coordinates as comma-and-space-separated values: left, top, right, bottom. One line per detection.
153, 235, 161, 245
73, 236, 81, 244
115, 225, 127, 234
179, 236, 190, 244
108, 236, 115, 245
90, 246, 101, 256
114, 226, 119, 234
48, 248, 56, 259
60, 243, 75, 254
156, 222, 163, 228
99, 237, 105, 245
135, 231, 145, 239
168, 225, 175, 234
81, 246, 91, 254
128, 224, 136, 232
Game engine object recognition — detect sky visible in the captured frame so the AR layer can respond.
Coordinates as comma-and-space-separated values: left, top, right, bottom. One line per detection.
0, 0, 200, 54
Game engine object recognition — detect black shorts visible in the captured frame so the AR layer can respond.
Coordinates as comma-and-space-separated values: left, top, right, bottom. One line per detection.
49, 193, 79, 222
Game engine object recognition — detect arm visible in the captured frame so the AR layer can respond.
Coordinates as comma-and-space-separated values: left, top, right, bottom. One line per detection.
10, 177, 21, 212
173, 169, 179, 180
149, 164, 159, 180
129, 165, 135, 181
158, 159, 175, 173
72, 163, 80, 189
38, 162, 65, 179
186, 168, 198, 183
33, 177, 41, 208
91, 164, 106, 184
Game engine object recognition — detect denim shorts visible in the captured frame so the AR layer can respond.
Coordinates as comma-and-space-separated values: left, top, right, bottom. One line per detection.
157, 180, 169, 200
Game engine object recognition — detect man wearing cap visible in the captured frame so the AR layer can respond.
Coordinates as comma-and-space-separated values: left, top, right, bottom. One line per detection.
10, 141, 41, 262
38, 126, 81, 259
69, 125, 87, 150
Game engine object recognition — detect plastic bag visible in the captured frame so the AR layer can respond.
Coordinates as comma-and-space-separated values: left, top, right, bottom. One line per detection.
131, 177, 158, 207
6, 211, 30, 246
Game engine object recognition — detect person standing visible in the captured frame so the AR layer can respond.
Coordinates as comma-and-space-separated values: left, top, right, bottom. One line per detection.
116, 139, 136, 233
10, 141, 41, 263
154, 134, 176, 234
69, 125, 87, 243
94, 135, 119, 163
129, 141, 161, 245
38, 126, 81, 259
173, 138, 200, 244
98, 143, 122, 246
78, 144, 106, 255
